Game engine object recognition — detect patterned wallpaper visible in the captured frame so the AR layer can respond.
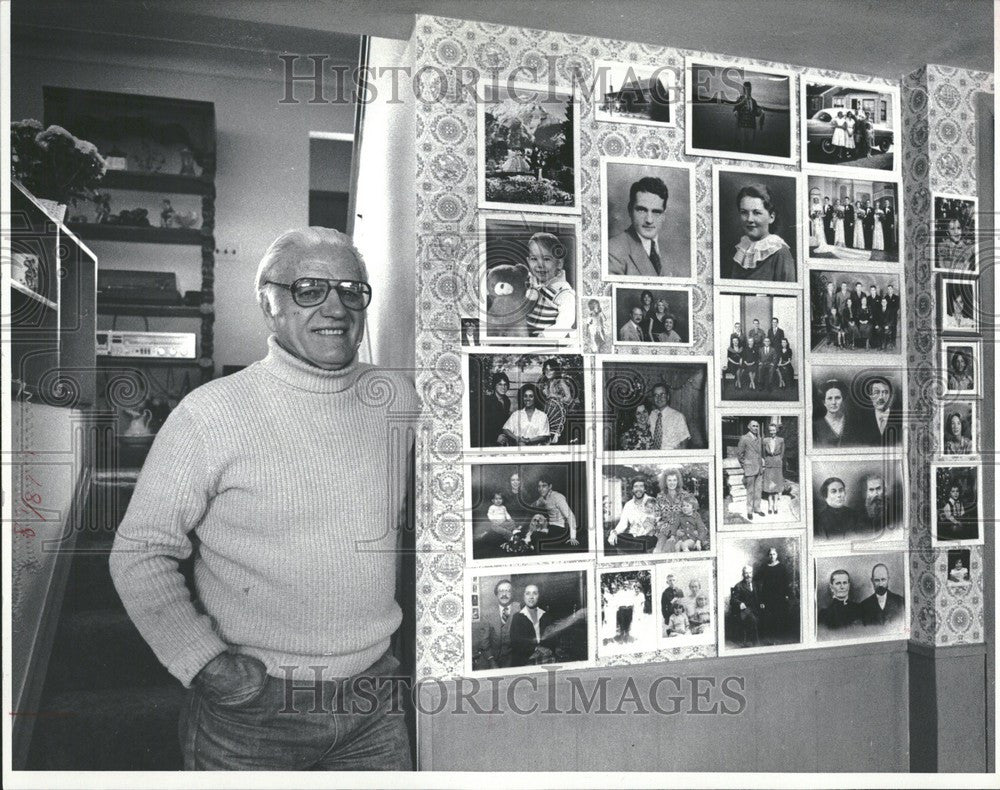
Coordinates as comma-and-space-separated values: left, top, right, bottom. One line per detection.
411, 14, 987, 678
903, 64, 993, 647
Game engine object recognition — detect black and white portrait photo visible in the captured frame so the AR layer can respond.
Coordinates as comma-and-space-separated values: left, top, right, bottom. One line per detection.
686, 59, 795, 165
806, 175, 899, 263
460, 317, 481, 347
808, 270, 902, 354
947, 549, 973, 589
598, 357, 710, 454
582, 296, 612, 354
809, 366, 904, 452
939, 401, 977, 456
478, 80, 580, 213
718, 414, 801, 527
602, 158, 694, 281
480, 214, 580, 341
464, 457, 590, 562
718, 533, 802, 654
463, 349, 588, 452
801, 79, 899, 175
716, 291, 800, 403
655, 561, 715, 647
612, 286, 692, 346
467, 564, 592, 674
815, 553, 908, 643
809, 456, 905, 547
599, 568, 656, 656
931, 464, 982, 546
933, 194, 978, 273
713, 166, 799, 284
941, 341, 980, 396
937, 276, 979, 334
600, 461, 712, 559
595, 60, 677, 127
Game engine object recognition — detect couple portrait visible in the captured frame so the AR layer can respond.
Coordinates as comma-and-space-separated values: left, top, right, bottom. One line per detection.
809, 367, 904, 451
719, 414, 801, 526
809, 457, 905, 546
815, 554, 907, 642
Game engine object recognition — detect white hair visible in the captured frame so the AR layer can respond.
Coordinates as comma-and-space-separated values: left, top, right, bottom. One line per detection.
254, 227, 368, 308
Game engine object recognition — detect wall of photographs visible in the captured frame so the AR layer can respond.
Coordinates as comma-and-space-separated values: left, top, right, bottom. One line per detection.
411, 14, 992, 679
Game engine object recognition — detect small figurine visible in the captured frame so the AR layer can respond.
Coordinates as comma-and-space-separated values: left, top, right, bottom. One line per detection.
94, 191, 112, 224
172, 209, 199, 228
179, 147, 197, 176
160, 198, 175, 228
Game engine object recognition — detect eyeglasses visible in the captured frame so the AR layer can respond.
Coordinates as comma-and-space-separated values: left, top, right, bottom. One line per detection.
264, 277, 372, 310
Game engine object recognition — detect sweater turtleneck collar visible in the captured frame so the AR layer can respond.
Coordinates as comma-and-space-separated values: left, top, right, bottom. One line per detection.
258, 335, 362, 394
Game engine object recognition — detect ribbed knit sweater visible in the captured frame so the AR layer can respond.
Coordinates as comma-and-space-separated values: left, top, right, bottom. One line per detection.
109, 337, 418, 686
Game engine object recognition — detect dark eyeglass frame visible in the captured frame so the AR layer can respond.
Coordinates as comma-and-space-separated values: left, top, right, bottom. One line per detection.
264, 277, 372, 309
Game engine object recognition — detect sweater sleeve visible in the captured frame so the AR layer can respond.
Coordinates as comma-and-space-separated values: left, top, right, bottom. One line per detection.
108, 401, 228, 687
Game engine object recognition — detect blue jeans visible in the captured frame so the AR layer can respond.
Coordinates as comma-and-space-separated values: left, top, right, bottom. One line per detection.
179, 650, 412, 770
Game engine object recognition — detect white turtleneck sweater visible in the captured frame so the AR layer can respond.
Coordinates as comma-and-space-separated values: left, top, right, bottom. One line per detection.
109, 337, 419, 686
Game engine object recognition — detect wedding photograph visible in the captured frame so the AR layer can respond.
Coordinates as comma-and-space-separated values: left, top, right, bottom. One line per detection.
808, 456, 906, 547
931, 464, 982, 547
815, 552, 908, 644
599, 460, 712, 560
938, 401, 977, 457
478, 80, 580, 213
654, 560, 715, 647
932, 193, 978, 273
612, 285, 692, 346
805, 175, 900, 263
808, 365, 905, 452
801, 79, 899, 175
941, 340, 981, 397
937, 276, 979, 335
713, 166, 800, 284
718, 533, 803, 655
685, 58, 795, 165
717, 413, 801, 527
595, 60, 677, 127
598, 568, 656, 657
807, 269, 902, 355
598, 356, 711, 455
602, 157, 695, 282
463, 348, 588, 453
479, 213, 581, 342
716, 291, 800, 404
464, 456, 590, 563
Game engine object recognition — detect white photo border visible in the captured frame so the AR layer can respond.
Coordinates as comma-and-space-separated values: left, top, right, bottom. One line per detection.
936, 399, 980, 459
653, 558, 717, 650
610, 283, 696, 349
931, 191, 980, 274
937, 274, 981, 336
930, 462, 984, 548
940, 338, 982, 398
593, 60, 679, 129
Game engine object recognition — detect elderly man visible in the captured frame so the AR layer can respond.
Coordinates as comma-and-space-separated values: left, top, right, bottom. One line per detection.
860, 564, 905, 627
819, 570, 863, 629
736, 419, 764, 521
110, 227, 417, 771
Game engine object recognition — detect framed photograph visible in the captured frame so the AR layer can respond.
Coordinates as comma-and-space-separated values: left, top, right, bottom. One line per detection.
597, 355, 712, 457
478, 213, 581, 343
932, 193, 978, 273
685, 58, 796, 165
946, 549, 973, 589
808, 455, 907, 548
931, 463, 983, 546
597, 567, 657, 657
807, 364, 905, 453
477, 79, 581, 214
713, 165, 800, 285
717, 532, 803, 655
598, 458, 713, 562
807, 269, 902, 357
466, 561, 594, 676
601, 157, 695, 282
715, 290, 802, 405
815, 552, 908, 644
654, 560, 715, 647
800, 78, 901, 177
581, 296, 612, 354
717, 411, 802, 528
941, 340, 981, 396
462, 348, 590, 453
938, 401, 978, 457
460, 317, 481, 347
594, 60, 677, 127
937, 276, 979, 335
464, 456, 591, 564
611, 285, 693, 347
805, 174, 900, 263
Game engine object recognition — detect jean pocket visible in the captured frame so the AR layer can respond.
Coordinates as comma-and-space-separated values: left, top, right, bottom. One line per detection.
202, 657, 270, 709
212, 675, 269, 709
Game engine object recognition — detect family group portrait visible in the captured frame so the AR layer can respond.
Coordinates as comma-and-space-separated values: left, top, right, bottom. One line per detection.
809, 457, 905, 546
481, 215, 580, 341
465, 458, 589, 561
687, 60, 794, 163
469, 567, 590, 672
595, 60, 676, 127
717, 292, 800, 402
933, 194, 978, 272
655, 562, 715, 646
815, 553, 907, 642
464, 350, 587, 451
600, 461, 712, 558
714, 167, 799, 283
613, 286, 692, 345
806, 176, 899, 263
931, 464, 982, 546
719, 535, 802, 652
600, 358, 710, 453
808, 270, 901, 353
809, 366, 904, 451
599, 569, 656, 656
719, 414, 801, 526
802, 80, 897, 172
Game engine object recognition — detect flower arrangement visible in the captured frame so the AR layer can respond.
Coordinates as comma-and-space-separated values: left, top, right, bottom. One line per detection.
11, 119, 107, 205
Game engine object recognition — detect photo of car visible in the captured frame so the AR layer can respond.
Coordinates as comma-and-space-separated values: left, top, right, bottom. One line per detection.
806, 109, 893, 154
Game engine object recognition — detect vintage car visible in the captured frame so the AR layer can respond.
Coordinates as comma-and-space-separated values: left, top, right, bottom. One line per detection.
806, 109, 894, 154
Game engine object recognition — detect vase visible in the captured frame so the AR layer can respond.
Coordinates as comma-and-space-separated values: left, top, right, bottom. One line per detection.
35, 198, 68, 224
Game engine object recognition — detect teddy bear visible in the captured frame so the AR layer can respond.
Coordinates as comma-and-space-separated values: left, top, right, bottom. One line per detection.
485, 263, 533, 337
